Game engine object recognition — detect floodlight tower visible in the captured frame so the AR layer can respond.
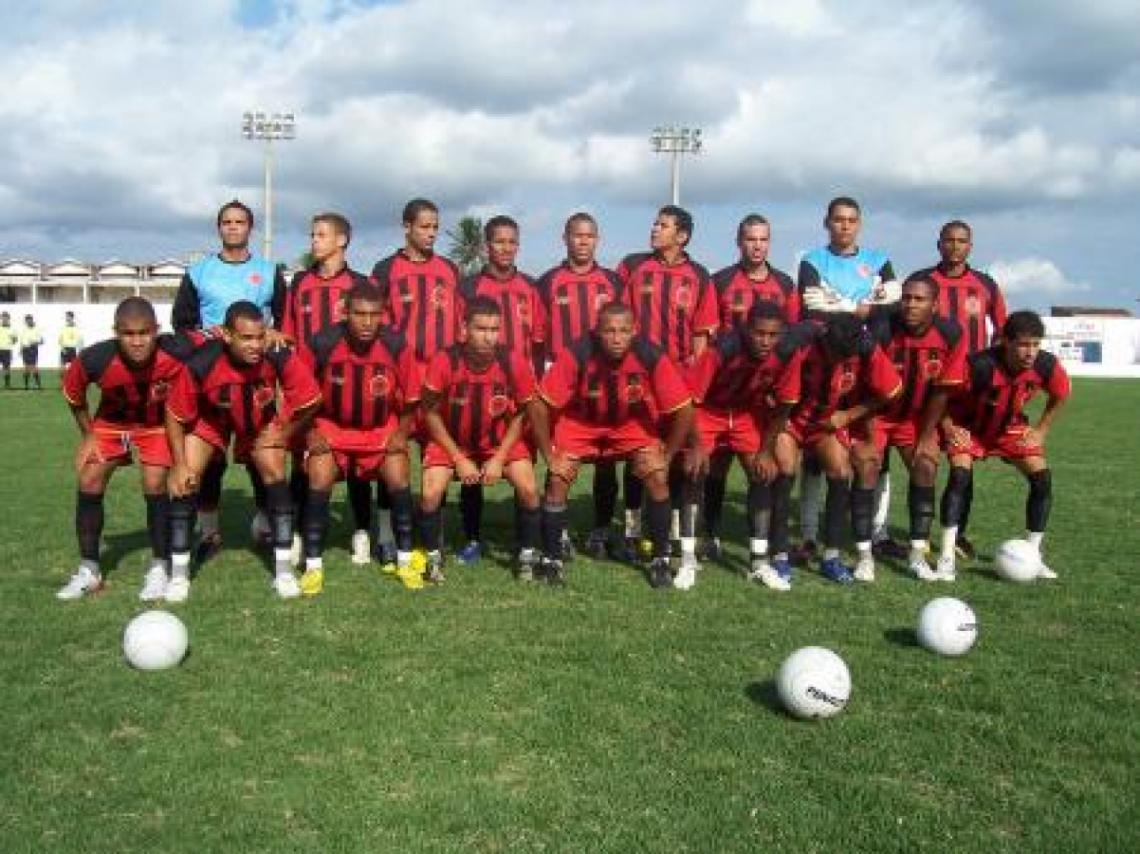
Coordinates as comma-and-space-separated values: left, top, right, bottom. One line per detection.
649, 126, 703, 206
241, 110, 296, 260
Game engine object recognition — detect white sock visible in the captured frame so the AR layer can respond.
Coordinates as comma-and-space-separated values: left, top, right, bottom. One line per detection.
171, 553, 191, 580
396, 549, 413, 567
800, 471, 823, 541
624, 508, 641, 539
199, 510, 219, 538
856, 541, 872, 557
941, 526, 958, 559
669, 508, 681, 542
378, 509, 394, 544
1026, 531, 1044, 550
80, 558, 100, 574
872, 477, 891, 540
274, 549, 293, 575
149, 557, 170, 572
824, 547, 839, 560
750, 538, 768, 558
680, 536, 696, 557
305, 557, 322, 571
910, 540, 928, 560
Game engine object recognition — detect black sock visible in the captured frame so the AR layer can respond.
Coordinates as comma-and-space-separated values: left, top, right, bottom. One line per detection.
823, 477, 850, 550
169, 495, 197, 557
347, 476, 372, 532
518, 503, 541, 551
265, 480, 293, 552
289, 468, 309, 529
542, 502, 567, 559
144, 493, 170, 561
623, 464, 643, 515
647, 497, 671, 558
460, 483, 484, 542
908, 482, 936, 542
75, 491, 104, 563
420, 507, 443, 552
246, 463, 267, 513
593, 463, 618, 529
302, 488, 331, 560
703, 474, 728, 539
940, 467, 972, 528
769, 474, 794, 556
851, 486, 876, 543
1026, 469, 1052, 533
200, 457, 225, 508
388, 486, 414, 552
746, 480, 772, 542
959, 475, 974, 535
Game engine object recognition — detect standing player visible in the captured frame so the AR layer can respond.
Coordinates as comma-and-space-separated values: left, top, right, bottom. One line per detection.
59, 311, 83, 373
456, 215, 545, 563
56, 298, 193, 601
419, 297, 542, 581
682, 302, 807, 590
938, 311, 1069, 580
529, 302, 694, 588
852, 275, 967, 581
0, 312, 14, 389
796, 197, 901, 562
165, 302, 321, 601
912, 220, 1008, 560
298, 284, 418, 594
702, 213, 799, 559
535, 212, 624, 559
370, 199, 463, 565
776, 316, 902, 584
617, 205, 717, 554
19, 314, 44, 390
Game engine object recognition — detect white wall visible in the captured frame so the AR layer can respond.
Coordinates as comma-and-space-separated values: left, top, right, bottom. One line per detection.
1043, 316, 1140, 378
3, 302, 175, 369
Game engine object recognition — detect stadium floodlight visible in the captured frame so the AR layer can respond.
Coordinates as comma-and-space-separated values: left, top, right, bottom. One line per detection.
649, 125, 703, 206
241, 110, 297, 259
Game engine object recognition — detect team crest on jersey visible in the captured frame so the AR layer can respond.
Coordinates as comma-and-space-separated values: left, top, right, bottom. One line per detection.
253, 384, 275, 408
556, 290, 571, 306
150, 381, 169, 402
837, 367, 857, 394
965, 294, 982, 316
625, 374, 645, 403
857, 264, 871, 278
369, 372, 391, 398
430, 284, 448, 309
516, 301, 530, 321
675, 285, 692, 309
489, 393, 511, 417
249, 273, 263, 285
924, 354, 943, 379
594, 292, 612, 311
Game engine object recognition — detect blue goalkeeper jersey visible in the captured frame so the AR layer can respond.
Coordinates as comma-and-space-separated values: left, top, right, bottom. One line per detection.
175, 254, 282, 330
798, 246, 894, 304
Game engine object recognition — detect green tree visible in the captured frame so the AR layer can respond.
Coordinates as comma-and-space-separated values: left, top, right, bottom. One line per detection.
446, 215, 484, 276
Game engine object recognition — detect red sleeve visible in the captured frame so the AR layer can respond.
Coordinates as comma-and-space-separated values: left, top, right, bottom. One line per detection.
691, 278, 719, 335
1046, 360, 1071, 400
685, 348, 721, 402
990, 288, 1008, 336
281, 286, 298, 341
785, 291, 803, 324
651, 355, 693, 414
61, 358, 88, 407
538, 349, 579, 410
509, 351, 539, 404
867, 347, 903, 402
616, 258, 633, 289
166, 364, 198, 423
773, 348, 805, 405
399, 349, 422, 404
938, 331, 969, 387
279, 351, 322, 415
529, 288, 547, 344
422, 350, 451, 395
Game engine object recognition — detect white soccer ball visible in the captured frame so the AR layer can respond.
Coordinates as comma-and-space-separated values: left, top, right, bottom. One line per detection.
776, 646, 851, 720
995, 538, 1041, 582
123, 610, 188, 671
917, 597, 978, 657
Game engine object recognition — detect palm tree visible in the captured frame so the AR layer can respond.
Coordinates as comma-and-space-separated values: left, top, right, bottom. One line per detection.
446, 216, 485, 276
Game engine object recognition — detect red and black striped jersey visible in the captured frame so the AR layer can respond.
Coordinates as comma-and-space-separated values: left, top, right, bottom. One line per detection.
540, 336, 691, 429
618, 251, 717, 365
458, 268, 546, 359
371, 251, 462, 363
167, 341, 321, 437
710, 263, 801, 331
912, 264, 1007, 354
535, 262, 624, 361
62, 334, 196, 428
423, 345, 538, 456
790, 331, 901, 430
950, 347, 1070, 441
868, 312, 968, 420
282, 266, 370, 358
302, 323, 418, 431
687, 323, 810, 413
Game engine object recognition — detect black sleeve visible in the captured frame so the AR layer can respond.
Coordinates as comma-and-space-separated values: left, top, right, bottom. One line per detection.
269, 266, 288, 329
172, 273, 201, 332
879, 260, 897, 281
796, 258, 820, 294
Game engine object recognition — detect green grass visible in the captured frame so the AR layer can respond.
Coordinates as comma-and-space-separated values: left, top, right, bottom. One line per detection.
1, 378, 1137, 852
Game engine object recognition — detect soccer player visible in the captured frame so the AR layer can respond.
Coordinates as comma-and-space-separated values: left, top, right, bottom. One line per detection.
455, 215, 545, 562
298, 284, 418, 594
59, 311, 83, 372
796, 197, 901, 562
370, 199, 463, 565
852, 275, 967, 581
0, 312, 14, 389
419, 297, 542, 581
535, 212, 624, 559
912, 219, 1008, 560
777, 315, 902, 584
617, 205, 717, 554
56, 297, 194, 601
937, 311, 1069, 580
19, 314, 44, 390
682, 302, 807, 590
165, 301, 321, 601
529, 302, 694, 588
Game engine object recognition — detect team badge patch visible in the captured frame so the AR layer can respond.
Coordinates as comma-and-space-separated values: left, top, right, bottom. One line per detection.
489, 393, 511, 417
625, 374, 645, 403
249, 273, 263, 285
965, 294, 981, 316
369, 373, 391, 398
430, 284, 448, 309
253, 385, 276, 408
924, 355, 944, 379
150, 381, 169, 402
837, 367, 857, 394
675, 286, 692, 309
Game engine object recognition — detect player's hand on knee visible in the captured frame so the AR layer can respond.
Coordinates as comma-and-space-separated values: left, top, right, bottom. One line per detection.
168, 464, 197, 498
751, 450, 778, 483
306, 430, 331, 456
74, 435, 103, 474
481, 456, 505, 486
253, 424, 285, 452
455, 455, 481, 485
683, 447, 709, 479
547, 451, 576, 483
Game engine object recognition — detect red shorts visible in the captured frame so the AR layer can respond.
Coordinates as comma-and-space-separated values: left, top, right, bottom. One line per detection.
946, 426, 1043, 460
191, 419, 286, 464
311, 418, 405, 480
422, 438, 533, 469
552, 416, 666, 483
854, 415, 921, 453
91, 423, 172, 467
786, 418, 851, 450
695, 407, 763, 455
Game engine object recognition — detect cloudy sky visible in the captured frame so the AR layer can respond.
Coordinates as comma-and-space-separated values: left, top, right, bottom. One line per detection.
2, 0, 1137, 311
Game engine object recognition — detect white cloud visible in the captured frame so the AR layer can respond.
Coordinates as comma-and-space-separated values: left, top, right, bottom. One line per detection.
988, 258, 1091, 297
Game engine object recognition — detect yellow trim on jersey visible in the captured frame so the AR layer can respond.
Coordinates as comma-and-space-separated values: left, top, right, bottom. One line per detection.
661, 396, 693, 415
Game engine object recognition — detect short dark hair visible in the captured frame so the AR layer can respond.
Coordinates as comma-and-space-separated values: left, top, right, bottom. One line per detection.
216, 199, 254, 228
746, 301, 785, 325
564, 211, 597, 233
939, 219, 972, 239
826, 196, 861, 218
903, 273, 940, 300
598, 301, 633, 323
465, 295, 502, 322
345, 282, 385, 308
736, 213, 769, 241
114, 297, 156, 326
312, 212, 352, 246
822, 314, 865, 359
402, 198, 438, 225
658, 205, 693, 244
1003, 310, 1045, 341
224, 300, 264, 329
484, 215, 519, 242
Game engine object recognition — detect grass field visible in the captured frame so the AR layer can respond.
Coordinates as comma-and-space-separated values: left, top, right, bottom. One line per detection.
0, 377, 1137, 853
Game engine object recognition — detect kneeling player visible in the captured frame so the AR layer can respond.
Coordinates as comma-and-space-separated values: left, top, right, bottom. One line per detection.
530, 302, 694, 587
299, 283, 418, 594
419, 297, 542, 581
938, 311, 1069, 579
778, 316, 901, 584
56, 298, 193, 600
682, 302, 806, 590
165, 301, 321, 601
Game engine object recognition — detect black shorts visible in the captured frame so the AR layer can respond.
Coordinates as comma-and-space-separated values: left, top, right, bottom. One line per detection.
0, 351, 10, 369
61, 348, 77, 365
21, 347, 38, 367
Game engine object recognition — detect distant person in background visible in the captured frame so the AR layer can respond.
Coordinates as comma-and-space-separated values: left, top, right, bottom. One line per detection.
20, 314, 44, 390
0, 312, 15, 388
59, 310, 83, 374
